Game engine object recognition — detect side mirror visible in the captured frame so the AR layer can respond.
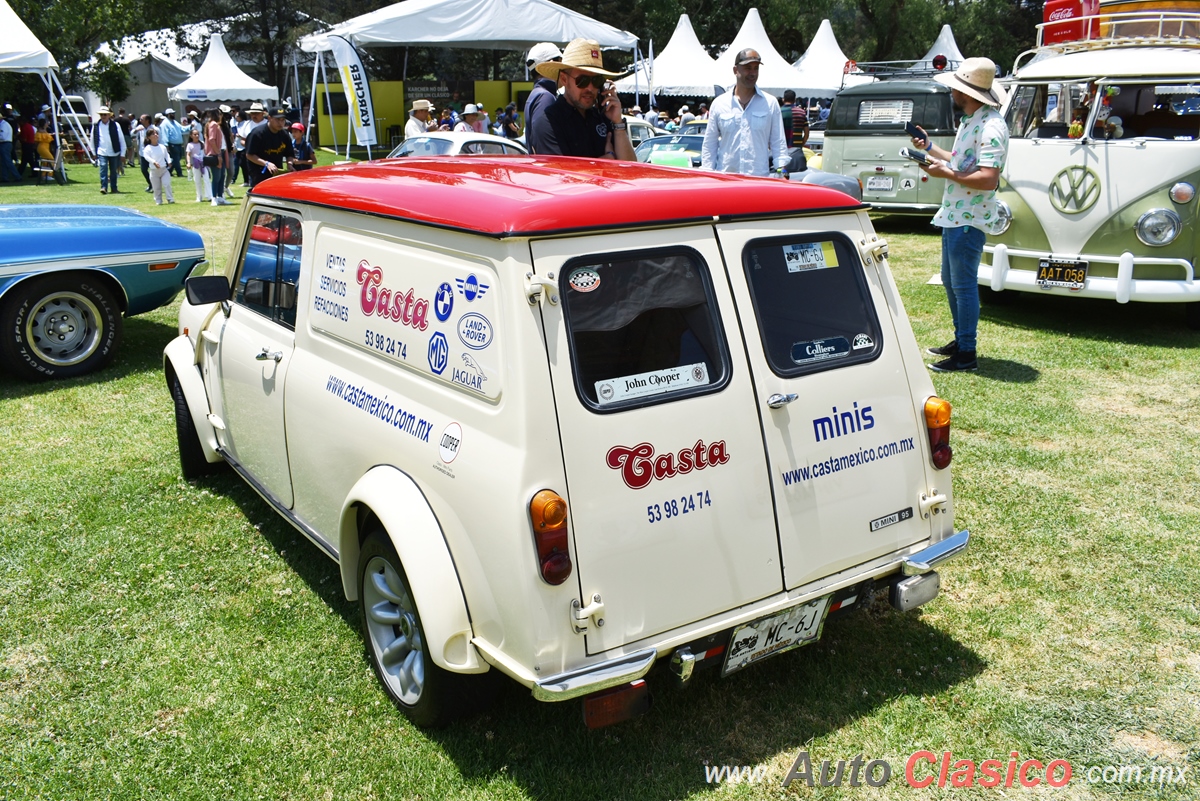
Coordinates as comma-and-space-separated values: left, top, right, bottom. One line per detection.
185, 275, 232, 306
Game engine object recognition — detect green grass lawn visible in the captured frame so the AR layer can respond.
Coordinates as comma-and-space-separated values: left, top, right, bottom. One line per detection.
1, 163, 1197, 800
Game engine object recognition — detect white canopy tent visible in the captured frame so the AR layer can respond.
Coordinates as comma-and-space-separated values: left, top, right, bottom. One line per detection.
85, 47, 193, 120
298, 0, 637, 53
712, 8, 807, 97
167, 34, 277, 105
911, 25, 965, 72
790, 19, 873, 98
614, 15, 722, 98
0, 0, 91, 166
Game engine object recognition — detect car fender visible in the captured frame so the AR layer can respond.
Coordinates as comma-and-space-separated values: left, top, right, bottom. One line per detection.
339, 466, 485, 673
163, 335, 220, 461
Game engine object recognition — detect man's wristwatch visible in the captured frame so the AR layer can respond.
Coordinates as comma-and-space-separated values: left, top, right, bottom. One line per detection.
612, 122, 627, 131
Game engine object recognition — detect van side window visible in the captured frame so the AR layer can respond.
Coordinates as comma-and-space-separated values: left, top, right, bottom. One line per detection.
560, 248, 729, 411
742, 234, 882, 377
234, 210, 303, 329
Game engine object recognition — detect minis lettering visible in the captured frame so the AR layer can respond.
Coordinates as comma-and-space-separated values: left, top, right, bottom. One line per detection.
606, 439, 730, 490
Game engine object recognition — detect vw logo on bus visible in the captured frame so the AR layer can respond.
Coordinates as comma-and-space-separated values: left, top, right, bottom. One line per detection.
1048, 166, 1100, 214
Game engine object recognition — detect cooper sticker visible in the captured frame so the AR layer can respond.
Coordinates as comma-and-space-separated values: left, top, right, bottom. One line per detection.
792, 337, 851, 364
568, 268, 601, 292
456, 312, 493, 350
595, 362, 709, 405
439, 422, 462, 463
434, 281, 454, 322
870, 507, 913, 532
455, 274, 489, 301
427, 332, 449, 375
852, 333, 875, 350
783, 241, 838, 273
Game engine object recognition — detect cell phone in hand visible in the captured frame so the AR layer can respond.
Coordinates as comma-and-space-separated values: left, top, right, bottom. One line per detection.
899, 146, 931, 165
904, 121, 928, 146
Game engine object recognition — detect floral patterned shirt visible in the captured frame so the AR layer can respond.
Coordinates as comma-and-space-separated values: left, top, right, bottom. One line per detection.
932, 105, 1008, 232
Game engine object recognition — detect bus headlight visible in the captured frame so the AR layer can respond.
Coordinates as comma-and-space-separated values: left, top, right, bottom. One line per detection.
1136, 209, 1182, 246
991, 200, 1013, 235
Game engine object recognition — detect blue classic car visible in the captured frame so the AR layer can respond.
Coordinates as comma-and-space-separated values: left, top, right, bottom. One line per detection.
0, 206, 206, 380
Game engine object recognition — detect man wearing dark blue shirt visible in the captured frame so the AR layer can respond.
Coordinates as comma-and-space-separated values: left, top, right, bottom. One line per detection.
527, 38, 634, 160
523, 42, 561, 153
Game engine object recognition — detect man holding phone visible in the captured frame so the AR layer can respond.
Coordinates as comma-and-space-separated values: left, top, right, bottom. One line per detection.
909, 57, 1009, 373
527, 39, 634, 161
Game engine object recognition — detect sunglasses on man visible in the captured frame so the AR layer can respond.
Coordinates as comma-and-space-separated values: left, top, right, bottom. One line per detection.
569, 73, 607, 90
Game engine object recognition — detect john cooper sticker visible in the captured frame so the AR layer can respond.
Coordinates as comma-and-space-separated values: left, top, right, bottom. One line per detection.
439, 422, 462, 463
595, 362, 709, 405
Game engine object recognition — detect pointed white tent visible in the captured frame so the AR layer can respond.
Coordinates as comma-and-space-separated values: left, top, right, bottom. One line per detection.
614, 15, 722, 97
167, 34, 277, 104
790, 19, 872, 98
0, 0, 56, 72
712, 8, 806, 97
911, 24, 965, 71
299, 0, 636, 52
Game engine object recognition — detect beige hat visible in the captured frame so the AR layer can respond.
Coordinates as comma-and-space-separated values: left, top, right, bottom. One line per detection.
98, 105, 112, 115
934, 57, 1007, 107
219, 104, 232, 113
248, 102, 265, 113
462, 103, 480, 116
410, 99, 435, 113
536, 38, 622, 80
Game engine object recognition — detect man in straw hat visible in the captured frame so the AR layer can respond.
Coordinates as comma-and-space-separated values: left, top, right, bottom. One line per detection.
406, 99, 435, 140
910, 56, 1009, 373
700, 49, 788, 177
527, 38, 634, 160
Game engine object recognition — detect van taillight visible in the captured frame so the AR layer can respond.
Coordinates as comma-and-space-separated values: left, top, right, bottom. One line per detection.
924, 396, 953, 469
529, 489, 572, 585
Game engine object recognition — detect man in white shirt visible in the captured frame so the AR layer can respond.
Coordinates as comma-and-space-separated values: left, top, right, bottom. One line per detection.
0, 110, 18, 183
237, 103, 265, 186
405, 100, 434, 140
90, 106, 127, 193
700, 49, 787, 177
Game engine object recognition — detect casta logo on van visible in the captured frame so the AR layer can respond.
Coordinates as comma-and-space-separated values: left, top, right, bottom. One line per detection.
356, 261, 430, 330
606, 439, 730, 490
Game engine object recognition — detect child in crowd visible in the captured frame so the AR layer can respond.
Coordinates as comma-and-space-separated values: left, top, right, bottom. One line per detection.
142, 127, 175, 204
289, 124, 315, 170
185, 128, 211, 202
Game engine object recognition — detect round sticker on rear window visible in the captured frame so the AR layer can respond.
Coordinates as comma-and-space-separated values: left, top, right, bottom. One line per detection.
568, 268, 601, 293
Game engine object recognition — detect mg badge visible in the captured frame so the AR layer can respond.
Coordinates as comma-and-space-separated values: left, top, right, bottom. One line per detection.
1048, 165, 1100, 214
428, 331, 448, 375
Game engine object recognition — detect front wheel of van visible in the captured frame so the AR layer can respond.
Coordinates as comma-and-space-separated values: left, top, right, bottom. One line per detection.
1185, 302, 1200, 330
359, 529, 473, 727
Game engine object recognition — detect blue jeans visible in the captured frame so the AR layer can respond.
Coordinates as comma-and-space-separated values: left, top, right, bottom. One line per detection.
940, 225, 985, 353
0, 141, 18, 181
98, 155, 121, 191
168, 143, 184, 177
210, 165, 225, 200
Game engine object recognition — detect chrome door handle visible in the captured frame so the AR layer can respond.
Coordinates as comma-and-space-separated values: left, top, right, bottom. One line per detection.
256, 348, 283, 363
767, 393, 798, 409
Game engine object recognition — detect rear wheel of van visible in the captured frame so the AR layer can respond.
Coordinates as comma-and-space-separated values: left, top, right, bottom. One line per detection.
167, 367, 222, 480
0, 274, 121, 381
359, 529, 482, 727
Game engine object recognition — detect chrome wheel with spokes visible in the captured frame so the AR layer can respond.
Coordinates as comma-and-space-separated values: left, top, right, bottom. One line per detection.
362, 549, 426, 706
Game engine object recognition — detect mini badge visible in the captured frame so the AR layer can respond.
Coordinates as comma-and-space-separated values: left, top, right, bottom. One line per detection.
869, 507, 913, 532
455, 274, 489, 301
568, 268, 601, 293
852, 333, 875, 350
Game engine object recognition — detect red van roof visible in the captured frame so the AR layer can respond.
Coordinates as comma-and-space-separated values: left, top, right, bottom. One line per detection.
250, 157, 862, 237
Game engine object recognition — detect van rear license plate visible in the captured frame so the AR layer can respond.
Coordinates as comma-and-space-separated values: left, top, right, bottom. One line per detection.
1036, 258, 1088, 290
722, 596, 831, 676
866, 176, 893, 191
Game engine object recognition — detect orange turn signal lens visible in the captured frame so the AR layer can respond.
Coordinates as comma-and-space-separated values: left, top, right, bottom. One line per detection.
530, 489, 567, 530
148, 261, 179, 272
924, 396, 952, 429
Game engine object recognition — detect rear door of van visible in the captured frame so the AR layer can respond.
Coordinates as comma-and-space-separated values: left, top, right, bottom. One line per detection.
532, 227, 783, 656
715, 215, 940, 590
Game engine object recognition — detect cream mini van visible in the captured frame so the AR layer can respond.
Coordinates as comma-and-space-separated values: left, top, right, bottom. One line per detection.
165, 157, 969, 728
984, 8, 1200, 327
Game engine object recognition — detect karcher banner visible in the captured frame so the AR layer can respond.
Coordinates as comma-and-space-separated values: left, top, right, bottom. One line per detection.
328, 35, 377, 146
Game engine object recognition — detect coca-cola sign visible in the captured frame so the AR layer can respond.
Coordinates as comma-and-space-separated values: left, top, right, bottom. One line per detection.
1048, 7, 1076, 20
606, 440, 730, 490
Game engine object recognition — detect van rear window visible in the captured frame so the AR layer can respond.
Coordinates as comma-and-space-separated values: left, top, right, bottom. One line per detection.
741, 234, 882, 377
857, 99, 914, 125
560, 248, 729, 411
